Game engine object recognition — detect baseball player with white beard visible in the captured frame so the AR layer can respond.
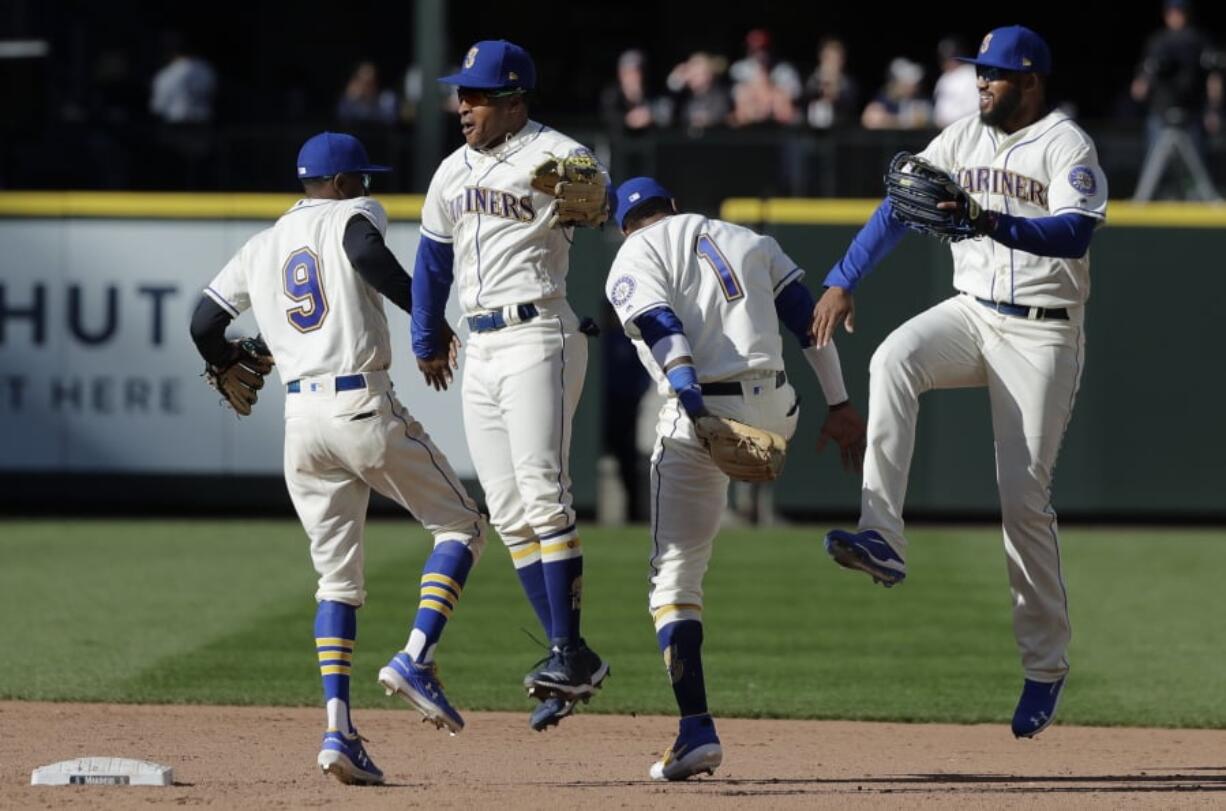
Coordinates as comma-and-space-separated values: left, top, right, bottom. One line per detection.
606, 177, 866, 781
411, 40, 609, 731
812, 26, 1107, 739
189, 132, 487, 786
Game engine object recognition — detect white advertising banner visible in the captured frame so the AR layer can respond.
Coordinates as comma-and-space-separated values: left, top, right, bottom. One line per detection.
0, 218, 473, 475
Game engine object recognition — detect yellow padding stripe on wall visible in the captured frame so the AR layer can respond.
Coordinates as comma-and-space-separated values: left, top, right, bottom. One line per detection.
719, 198, 1226, 229
0, 192, 425, 220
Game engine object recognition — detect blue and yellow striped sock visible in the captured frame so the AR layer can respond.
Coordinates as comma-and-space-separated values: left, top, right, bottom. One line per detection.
406, 540, 474, 663
508, 539, 552, 637
540, 525, 583, 645
655, 613, 708, 717
315, 600, 356, 735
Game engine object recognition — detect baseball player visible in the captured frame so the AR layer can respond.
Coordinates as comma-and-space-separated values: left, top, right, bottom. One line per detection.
812, 26, 1107, 739
606, 177, 866, 781
410, 40, 609, 731
188, 132, 487, 786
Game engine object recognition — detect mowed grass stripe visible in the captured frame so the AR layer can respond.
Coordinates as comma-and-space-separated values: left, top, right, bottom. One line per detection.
4, 521, 1225, 727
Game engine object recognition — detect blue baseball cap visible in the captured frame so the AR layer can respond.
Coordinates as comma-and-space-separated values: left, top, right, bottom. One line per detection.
613, 177, 673, 229
438, 40, 536, 91
296, 132, 391, 180
957, 25, 1052, 75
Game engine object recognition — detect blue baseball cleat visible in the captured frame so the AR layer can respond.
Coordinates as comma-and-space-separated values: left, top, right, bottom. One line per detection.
378, 652, 465, 734
318, 729, 384, 785
523, 638, 609, 701
1012, 677, 1065, 738
824, 529, 907, 587
529, 696, 577, 731
650, 714, 723, 781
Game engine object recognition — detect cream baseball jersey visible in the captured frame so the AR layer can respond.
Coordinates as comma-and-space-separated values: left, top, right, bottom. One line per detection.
204, 197, 391, 383
419, 120, 607, 315
919, 110, 1108, 307
606, 213, 802, 390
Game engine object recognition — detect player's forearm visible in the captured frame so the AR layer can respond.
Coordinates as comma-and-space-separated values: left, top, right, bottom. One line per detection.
823, 198, 908, 290
774, 279, 818, 347
802, 343, 849, 406
984, 211, 1096, 258
189, 295, 234, 367
635, 306, 705, 418
411, 236, 455, 359
343, 216, 412, 313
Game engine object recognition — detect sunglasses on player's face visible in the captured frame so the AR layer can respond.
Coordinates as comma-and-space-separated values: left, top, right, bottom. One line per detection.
976, 65, 1017, 82
457, 87, 525, 107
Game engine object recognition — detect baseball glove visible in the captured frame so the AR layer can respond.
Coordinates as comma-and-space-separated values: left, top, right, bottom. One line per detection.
205, 335, 275, 417
884, 151, 984, 242
694, 415, 787, 483
530, 151, 609, 228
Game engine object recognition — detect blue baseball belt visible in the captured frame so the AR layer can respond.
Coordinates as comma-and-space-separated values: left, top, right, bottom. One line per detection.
974, 297, 1068, 321
286, 374, 367, 394
467, 303, 539, 333
702, 371, 787, 397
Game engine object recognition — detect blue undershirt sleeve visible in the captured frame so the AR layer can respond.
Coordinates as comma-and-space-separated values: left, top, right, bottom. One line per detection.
822, 198, 909, 291
988, 211, 1097, 258
411, 236, 455, 360
774, 279, 817, 348
633, 306, 705, 418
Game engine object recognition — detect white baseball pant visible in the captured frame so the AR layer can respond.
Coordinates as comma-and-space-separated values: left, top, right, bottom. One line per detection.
283, 371, 486, 606
461, 301, 587, 562
648, 375, 799, 629
860, 294, 1084, 681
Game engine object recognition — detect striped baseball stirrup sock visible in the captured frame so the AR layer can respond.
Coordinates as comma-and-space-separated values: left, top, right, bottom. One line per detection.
540, 525, 583, 645
508, 539, 552, 637
657, 617, 708, 717
315, 600, 357, 735
405, 540, 474, 663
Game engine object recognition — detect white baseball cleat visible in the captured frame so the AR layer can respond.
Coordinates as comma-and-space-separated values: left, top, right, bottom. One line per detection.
649, 714, 723, 781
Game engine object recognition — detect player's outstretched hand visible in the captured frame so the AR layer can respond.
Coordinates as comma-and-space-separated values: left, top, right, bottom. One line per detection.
811, 287, 855, 348
417, 322, 461, 392
816, 401, 867, 474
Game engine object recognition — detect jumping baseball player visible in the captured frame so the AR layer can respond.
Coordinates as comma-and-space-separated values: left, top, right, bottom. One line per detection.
606, 177, 866, 781
189, 132, 487, 786
410, 40, 609, 731
812, 26, 1107, 739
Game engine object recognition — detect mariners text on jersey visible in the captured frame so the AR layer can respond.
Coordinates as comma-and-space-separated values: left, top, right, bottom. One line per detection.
445, 186, 536, 225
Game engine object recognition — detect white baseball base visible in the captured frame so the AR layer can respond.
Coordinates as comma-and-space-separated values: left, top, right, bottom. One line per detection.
31, 757, 173, 786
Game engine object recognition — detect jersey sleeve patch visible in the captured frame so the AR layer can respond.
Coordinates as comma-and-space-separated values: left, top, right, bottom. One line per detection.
609, 274, 637, 309
1067, 166, 1097, 196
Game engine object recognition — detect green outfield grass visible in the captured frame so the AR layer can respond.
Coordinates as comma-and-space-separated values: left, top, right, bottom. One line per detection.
3, 520, 1225, 728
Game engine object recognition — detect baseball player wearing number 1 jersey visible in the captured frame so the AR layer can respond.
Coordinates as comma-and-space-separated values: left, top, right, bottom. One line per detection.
411, 40, 609, 730
607, 178, 866, 781
189, 132, 487, 785
812, 26, 1107, 740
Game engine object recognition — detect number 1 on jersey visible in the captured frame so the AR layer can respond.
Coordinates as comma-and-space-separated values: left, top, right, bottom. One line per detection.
283, 247, 329, 332
695, 234, 744, 302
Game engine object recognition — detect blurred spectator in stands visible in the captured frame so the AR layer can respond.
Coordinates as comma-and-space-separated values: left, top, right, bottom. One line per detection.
667, 51, 732, 134
932, 37, 979, 127
336, 61, 399, 125
1131, 0, 1223, 199
728, 29, 801, 127
149, 33, 216, 123
861, 57, 932, 130
403, 64, 461, 123
601, 49, 672, 133
802, 37, 860, 129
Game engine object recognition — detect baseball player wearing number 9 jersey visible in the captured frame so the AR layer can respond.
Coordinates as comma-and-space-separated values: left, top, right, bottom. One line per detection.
812, 26, 1108, 740
606, 178, 866, 781
189, 132, 487, 786
411, 40, 610, 731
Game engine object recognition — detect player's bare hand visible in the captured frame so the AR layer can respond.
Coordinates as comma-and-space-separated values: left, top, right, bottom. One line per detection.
815, 401, 867, 474
438, 321, 462, 370
811, 287, 855, 348
417, 354, 454, 391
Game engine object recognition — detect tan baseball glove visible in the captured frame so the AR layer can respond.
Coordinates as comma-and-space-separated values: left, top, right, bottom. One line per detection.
530, 151, 609, 228
694, 415, 787, 482
205, 335, 275, 417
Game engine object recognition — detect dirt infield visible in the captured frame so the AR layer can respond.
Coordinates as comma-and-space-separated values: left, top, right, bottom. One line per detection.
4, 702, 1226, 808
